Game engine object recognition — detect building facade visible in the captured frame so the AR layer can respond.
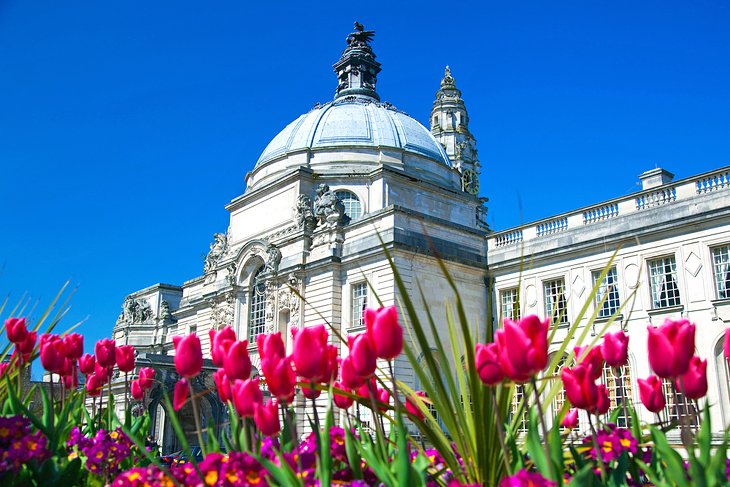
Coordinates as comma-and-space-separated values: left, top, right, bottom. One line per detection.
111, 24, 488, 451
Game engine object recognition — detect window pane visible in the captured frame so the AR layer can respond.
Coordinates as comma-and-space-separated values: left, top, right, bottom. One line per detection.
510, 384, 528, 433
602, 363, 632, 428
248, 268, 267, 341
662, 379, 699, 428
543, 279, 568, 324
351, 282, 367, 328
712, 245, 730, 299
500, 288, 520, 321
648, 256, 681, 308
593, 267, 621, 318
335, 191, 363, 221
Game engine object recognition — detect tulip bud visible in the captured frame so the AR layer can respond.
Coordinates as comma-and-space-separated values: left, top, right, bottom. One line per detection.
561, 364, 599, 411
79, 353, 96, 375
5, 317, 29, 344
302, 383, 321, 399
138, 367, 155, 390
16, 331, 37, 362
405, 391, 427, 420
62, 333, 84, 361
638, 375, 665, 413
254, 400, 280, 436
561, 409, 579, 429
223, 340, 252, 381
495, 315, 549, 382
94, 361, 109, 384
595, 384, 610, 415
257, 332, 286, 363
574, 345, 603, 380
131, 380, 144, 401
292, 325, 329, 381
724, 329, 730, 366
364, 306, 403, 360
213, 369, 232, 404
39, 334, 65, 374
86, 373, 104, 397
333, 381, 354, 409
116, 345, 136, 373
174, 379, 188, 411
173, 334, 203, 378
349, 333, 376, 379
340, 355, 366, 389
262, 356, 296, 403
475, 342, 503, 385
647, 319, 695, 378
232, 378, 263, 417
95, 338, 117, 368
675, 356, 707, 400
210, 326, 236, 367
601, 330, 629, 368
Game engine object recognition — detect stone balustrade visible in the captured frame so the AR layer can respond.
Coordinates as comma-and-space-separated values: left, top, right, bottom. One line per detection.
489, 166, 730, 248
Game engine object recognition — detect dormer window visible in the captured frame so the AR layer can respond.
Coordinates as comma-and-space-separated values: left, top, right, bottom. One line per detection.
336, 190, 363, 221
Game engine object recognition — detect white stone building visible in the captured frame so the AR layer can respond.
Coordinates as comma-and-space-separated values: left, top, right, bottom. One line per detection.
487, 167, 730, 438
111, 24, 487, 451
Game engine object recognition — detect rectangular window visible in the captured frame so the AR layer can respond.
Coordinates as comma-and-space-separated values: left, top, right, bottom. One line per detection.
712, 245, 730, 299
351, 282, 368, 328
500, 288, 521, 322
593, 267, 621, 318
543, 278, 568, 324
648, 256, 681, 309
510, 384, 528, 433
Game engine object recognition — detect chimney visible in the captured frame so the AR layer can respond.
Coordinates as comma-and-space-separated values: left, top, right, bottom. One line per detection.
639, 168, 674, 190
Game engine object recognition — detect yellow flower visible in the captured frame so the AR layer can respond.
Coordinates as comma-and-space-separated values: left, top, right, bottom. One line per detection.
205, 470, 218, 485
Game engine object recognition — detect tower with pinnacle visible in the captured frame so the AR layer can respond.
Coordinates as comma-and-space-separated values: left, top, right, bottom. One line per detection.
430, 66, 481, 196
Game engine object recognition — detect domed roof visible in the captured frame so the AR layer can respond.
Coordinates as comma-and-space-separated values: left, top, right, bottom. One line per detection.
255, 97, 451, 169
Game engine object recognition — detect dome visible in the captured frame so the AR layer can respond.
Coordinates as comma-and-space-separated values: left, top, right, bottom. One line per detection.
254, 97, 451, 169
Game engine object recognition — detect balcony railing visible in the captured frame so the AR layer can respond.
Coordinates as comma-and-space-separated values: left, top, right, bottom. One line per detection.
489, 166, 730, 248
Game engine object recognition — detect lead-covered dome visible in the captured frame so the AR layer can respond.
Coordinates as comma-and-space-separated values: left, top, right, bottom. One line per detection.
255, 98, 451, 169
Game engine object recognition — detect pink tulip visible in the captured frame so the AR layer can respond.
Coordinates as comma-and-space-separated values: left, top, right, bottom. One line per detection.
601, 330, 629, 368
365, 306, 403, 360
116, 345, 136, 373
333, 381, 354, 409
86, 373, 104, 397
79, 354, 96, 375
561, 409, 579, 429
561, 363, 599, 411
301, 383, 321, 399
213, 369, 232, 403
595, 384, 610, 415
138, 367, 155, 390
210, 326, 236, 367
94, 361, 109, 383
724, 329, 730, 366
39, 334, 65, 374
173, 334, 203, 378
647, 319, 695, 378
95, 338, 117, 368
62, 333, 84, 361
5, 317, 28, 344
261, 356, 296, 403
174, 379, 188, 411
348, 333, 377, 379
15, 331, 36, 362
254, 400, 280, 436
257, 332, 286, 363
574, 345, 603, 380
340, 355, 366, 389
675, 356, 707, 400
232, 378, 263, 417
495, 315, 549, 382
291, 325, 329, 381
131, 380, 144, 401
638, 375, 665, 413
223, 340, 252, 381
475, 342, 504, 385
405, 391, 427, 420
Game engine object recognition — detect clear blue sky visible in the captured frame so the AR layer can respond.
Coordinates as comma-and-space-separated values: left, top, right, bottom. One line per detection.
1, 1, 729, 355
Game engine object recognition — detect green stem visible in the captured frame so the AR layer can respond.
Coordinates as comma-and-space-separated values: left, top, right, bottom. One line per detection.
588, 413, 608, 482
491, 386, 512, 476
188, 380, 206, 455
530, 376, 555, 481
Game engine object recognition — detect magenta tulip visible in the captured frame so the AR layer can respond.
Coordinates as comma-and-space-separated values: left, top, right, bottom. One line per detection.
348, 333, 377, 379
210, 326, 236, 367
262, 356, 296, 403
174, 379, 188, 411
475, 342, 504, 385
333, 381, 354, 409
595, 384, 610, 415
257, 332, 286, 363
254, 400, 280, 436
601, 330, 629, 368
138, 367, 155, 390
561, 363, 599, 411
39, 335, 65, 374
724, 329, 730, 366
15, 331, 36, 362
213, 369, 232, 403
495, 315, 550, 382
223, 340, 252, 381
647, 319, 695, 378
62, 333, 84, 361
232, 378, 263, 417
131, 380, 144, 401
340, 355, 366, 389
292, 325, 329, 381
574, 345, 603, 380
5, 317, 29, 344
561, 409, 579, 429
675, 356, 708, 400
95, 338, 117, 368
405, 391, 427, 420
365, 306, 403, 360
173, 334, 203, 378
79, 353, 95, 375
86, 373, 104, 397
638, 375, 666, 413
116, 345, 136, 373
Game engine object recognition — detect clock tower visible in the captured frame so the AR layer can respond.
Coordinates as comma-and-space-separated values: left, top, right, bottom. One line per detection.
430, 67, 481, 196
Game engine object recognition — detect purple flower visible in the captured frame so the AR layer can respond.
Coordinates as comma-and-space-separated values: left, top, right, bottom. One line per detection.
500, 469, 556, 487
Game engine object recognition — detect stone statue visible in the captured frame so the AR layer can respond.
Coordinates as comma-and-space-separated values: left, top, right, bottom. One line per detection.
347, 22, 375, 47
294, 194, 318, 232
120, 296, 153, 323
159, 300, 172, 321
313, 184, 346, 226
264, 244, 282, 274
204, 233, 228, 273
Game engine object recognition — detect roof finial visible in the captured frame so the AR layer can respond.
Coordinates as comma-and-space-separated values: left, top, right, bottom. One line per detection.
333, 23, 382, 101
441, 65, 456, 88
445, 65, 451, 77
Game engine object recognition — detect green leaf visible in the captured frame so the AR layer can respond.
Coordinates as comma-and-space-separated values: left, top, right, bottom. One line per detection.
650, 424, 691, 487
526, 409, 549, 477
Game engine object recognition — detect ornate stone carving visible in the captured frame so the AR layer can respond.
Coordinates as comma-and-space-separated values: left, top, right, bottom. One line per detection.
210, 291, 235, 329
159, 300, 173, 322
294, 194, 318, 232
117, 296, 153, 324
313, 184, 347, 227
265, 280, 276, 328
203, 233, 228, 274
226, 262, 237, 286
264, 244, 282, 275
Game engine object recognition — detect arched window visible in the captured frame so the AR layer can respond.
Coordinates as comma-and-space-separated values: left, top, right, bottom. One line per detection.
662, 379, 699, 429
602, 363, 632, 428
335, 190, 363, 221
248, 267, 266, 342
549, 356, 567, 423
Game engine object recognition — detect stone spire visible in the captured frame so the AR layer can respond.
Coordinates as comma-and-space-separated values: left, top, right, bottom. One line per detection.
333, 22, 382, 101
430, 66, 481, 195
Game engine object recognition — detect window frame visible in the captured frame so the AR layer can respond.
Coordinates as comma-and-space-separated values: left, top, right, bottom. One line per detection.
543, 277, 568, 325
592, 266, 621, 318
350, 281, 368, 329
335, 190, 363, 222
711, 244, 730, 300
247, 267, 267, 342
647, 255, 681, 309
500, 287, 521, 322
